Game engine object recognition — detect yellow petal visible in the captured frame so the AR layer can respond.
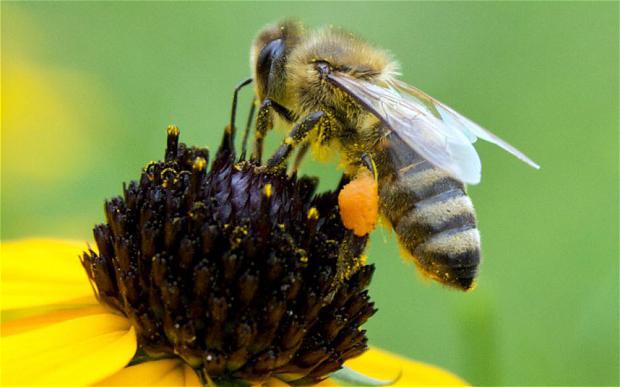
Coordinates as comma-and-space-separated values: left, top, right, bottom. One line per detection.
314, 379, 338, 387
2, 304, 110, 337
1, 238, 91, 281
2, 282, 97, 311
342, 347, 468, 386
261, 377, 293, 387
95, 359, 201, 386
1, 239, 96, 310
1, 312, 136, 385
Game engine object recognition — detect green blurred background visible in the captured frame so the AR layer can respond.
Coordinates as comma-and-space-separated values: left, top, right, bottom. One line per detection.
2, 2, 618, 385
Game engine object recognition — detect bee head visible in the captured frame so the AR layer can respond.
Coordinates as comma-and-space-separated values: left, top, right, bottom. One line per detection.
286, 27, 399, 111
251, 21, 303, 103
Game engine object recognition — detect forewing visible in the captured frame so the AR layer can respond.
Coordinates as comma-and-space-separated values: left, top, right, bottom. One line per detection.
328, 72, 482, 184
393, 80, 540, 169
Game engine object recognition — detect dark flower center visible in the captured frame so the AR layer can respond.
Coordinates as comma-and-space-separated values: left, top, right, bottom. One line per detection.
81, 125, 376, 384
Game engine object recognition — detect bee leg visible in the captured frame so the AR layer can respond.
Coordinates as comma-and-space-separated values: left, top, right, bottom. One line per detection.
360, 152, 378, 181
239, 98, 257, 161
252, 99, 276, 163
266, 112, 325, 169
289, 142, 309, 175
222, 77, 253, 154
335, 153, 375, 191
253, 99, 296, 163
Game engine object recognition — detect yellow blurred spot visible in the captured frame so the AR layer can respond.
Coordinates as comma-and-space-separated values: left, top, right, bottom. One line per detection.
3, 58, 110, 182
193, 157, 206, 172
167, 124, 180, 137
264, 183, 272, 198
307, 207, 319, 220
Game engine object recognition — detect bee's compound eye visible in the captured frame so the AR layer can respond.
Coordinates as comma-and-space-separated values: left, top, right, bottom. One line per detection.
256, 38, 285, 93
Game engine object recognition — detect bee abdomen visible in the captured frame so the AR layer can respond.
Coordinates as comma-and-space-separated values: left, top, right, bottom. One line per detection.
396, 189, 477, 244
380, 166, 481, 290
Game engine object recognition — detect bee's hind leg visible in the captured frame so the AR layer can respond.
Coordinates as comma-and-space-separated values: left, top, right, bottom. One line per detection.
360, 152, 378, 181
336, 152, 376, 190
266, 112, 325, 169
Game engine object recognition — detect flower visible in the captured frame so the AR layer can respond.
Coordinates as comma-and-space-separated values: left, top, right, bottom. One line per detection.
1, 125, 468, 386
82, 125, 375, 384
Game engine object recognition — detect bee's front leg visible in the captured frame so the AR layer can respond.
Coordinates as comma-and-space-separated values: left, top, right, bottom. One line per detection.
252, 99, 295, 163
252, 99, 275, 163
289, 142, 310, 175
266, 111, 325, 169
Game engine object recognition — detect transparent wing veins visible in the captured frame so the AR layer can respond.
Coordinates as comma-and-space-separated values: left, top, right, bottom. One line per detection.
392, 79, 540, 170
327, 72, 539, 185
328, 73, 481, 184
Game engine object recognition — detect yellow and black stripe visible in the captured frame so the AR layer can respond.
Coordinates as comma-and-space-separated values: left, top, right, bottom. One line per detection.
378, 148, 480, 290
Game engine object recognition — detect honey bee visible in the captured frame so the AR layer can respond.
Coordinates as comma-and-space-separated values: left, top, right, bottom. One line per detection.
247, 21, 539, 290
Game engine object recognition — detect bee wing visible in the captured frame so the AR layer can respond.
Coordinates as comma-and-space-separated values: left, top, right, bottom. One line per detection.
327, 73, 539, 184
392, 79, 540, 170
328, 72, 482, 183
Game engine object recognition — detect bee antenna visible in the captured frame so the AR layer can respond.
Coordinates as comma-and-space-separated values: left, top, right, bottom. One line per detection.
224, 77, 253, 155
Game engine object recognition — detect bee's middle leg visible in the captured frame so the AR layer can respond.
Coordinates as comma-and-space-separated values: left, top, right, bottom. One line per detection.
266, 112, 325, 169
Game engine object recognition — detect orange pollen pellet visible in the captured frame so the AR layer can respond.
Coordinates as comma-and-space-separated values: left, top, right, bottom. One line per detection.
338, 169, 379, 236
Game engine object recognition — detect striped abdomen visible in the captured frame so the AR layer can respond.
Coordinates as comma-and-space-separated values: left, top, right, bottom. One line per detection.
378, 153, 481, 290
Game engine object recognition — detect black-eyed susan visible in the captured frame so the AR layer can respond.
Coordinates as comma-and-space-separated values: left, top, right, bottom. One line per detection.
1, 125, 468, 386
